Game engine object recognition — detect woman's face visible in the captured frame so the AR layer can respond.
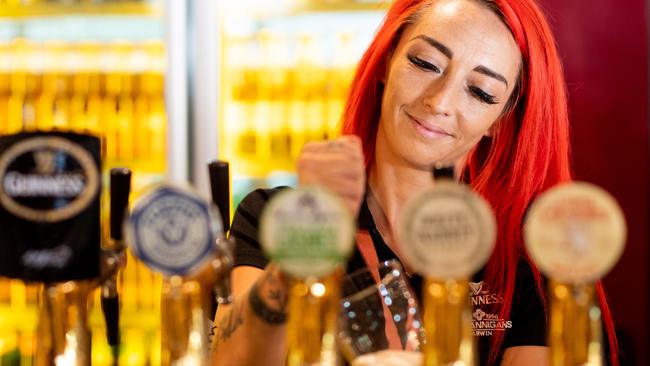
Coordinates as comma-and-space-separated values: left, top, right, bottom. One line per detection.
377, 0, 521, 169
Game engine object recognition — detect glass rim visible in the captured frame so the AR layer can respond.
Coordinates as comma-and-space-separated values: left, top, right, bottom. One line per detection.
340, 259, 406, 303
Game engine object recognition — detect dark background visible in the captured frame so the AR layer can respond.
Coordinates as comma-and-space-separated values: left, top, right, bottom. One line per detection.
541, 0, 649, 364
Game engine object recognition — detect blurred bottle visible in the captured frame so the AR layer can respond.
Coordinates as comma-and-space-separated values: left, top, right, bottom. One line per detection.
101, 42, 126, 162
68, 42, 103, 135
36, 42, 70, 131
325, 32, 355, 140
0, 43, 10, 135
115, 42, 135, 162
259, 30, 292, 172
222, 35, 258, 175
99, 45, 117, 161
9, 39, 39, 133
297, 32, 327, 143
142, 40, 167, 172
84, 43, 104, 135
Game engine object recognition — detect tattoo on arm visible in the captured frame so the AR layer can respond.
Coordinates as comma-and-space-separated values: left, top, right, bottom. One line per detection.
215, 300, 245, 343
208, 324, 216, 345
268, 288, 288, 312
248, 271, 288, 324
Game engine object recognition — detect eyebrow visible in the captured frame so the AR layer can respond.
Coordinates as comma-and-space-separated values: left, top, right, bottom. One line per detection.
474, 65, 508, 88
412, 34, 509, 88
412, 35, 453, 59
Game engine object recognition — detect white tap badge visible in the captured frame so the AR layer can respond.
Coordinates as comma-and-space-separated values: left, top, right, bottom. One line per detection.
0, 132, 101, 282
524, 182, 626, 284
259, 187, 355, 278
126, 185, 223, 277
398, 182, 496, 280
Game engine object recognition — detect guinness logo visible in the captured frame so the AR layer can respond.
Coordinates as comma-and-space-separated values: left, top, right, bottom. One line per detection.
0, 136, 100, 223
33, 149, 56, 175
469, 281, 483, 296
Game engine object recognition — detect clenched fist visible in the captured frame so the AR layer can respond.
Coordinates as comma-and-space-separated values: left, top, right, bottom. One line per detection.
296, 135, 366, 216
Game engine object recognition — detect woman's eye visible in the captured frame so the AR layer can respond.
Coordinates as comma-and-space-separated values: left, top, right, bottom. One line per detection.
407, 54, 441, 73
469, 86, 498, 105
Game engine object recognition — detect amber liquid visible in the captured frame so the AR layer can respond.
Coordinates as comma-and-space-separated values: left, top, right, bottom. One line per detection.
422, 279, 475, 366
548, 281, 603, 366
286, 268, 343, 366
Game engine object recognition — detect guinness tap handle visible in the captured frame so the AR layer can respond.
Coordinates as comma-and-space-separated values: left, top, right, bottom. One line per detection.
110, 168, 132, 241
208, 160, 230, 232
102, 168, 131, 353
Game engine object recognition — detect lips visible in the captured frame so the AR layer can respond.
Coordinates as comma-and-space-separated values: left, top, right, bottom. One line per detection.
406, 112, 454, 138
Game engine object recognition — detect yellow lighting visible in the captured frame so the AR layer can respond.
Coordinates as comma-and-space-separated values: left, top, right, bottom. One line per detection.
310, 283, 326, 297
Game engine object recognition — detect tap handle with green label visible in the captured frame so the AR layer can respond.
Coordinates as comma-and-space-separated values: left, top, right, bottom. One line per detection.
260, 187, 356, 366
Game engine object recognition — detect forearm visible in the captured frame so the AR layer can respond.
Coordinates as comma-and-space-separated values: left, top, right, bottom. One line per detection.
212, 269, 288, 366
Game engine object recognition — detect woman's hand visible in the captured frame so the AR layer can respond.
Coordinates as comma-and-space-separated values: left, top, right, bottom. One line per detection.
296, 135, 366, 216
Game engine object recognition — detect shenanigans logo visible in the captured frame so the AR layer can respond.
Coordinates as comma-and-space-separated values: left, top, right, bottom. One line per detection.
470, 281, 512, 336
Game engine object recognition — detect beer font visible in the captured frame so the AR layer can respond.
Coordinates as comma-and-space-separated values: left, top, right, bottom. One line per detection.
524, 182, 626, 366
259, 187, 355, 366
398, 166, 497, 366
125, 181, 233, 365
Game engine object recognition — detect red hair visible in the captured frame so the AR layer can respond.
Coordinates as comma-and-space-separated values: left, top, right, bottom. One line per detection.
341, 0, 618, 364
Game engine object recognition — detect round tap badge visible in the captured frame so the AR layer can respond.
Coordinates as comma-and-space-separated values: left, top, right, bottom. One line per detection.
398, 182, 497, 280
259, 187, 355, 278
126, 185, 223, 277
0, 135, 100, 223
524, 182, 626, 284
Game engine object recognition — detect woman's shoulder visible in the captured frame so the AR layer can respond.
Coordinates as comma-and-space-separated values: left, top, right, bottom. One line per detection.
230, 186, 291, 270
236, 186, 291, 216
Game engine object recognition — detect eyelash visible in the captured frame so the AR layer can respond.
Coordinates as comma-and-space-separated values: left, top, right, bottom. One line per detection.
407, 54, 440, 73
469, 86, 498, 105
407, 54, 499, 105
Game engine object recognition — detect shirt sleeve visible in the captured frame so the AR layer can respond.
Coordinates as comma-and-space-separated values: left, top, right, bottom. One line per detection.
503, 259, 547, 348
229, 187, 287, 270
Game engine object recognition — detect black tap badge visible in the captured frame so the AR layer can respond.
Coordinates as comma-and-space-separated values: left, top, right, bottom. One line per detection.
0, 131, 101, 282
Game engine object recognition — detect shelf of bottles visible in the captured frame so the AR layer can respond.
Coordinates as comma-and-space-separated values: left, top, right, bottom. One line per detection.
0, 9, 165, 366
219, 4, 387, 206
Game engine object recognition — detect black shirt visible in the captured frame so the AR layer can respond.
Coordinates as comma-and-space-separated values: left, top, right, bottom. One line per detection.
230, 187, 547, 365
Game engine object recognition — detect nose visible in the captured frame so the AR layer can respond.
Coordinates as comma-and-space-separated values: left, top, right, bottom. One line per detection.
422, 76, 457, 117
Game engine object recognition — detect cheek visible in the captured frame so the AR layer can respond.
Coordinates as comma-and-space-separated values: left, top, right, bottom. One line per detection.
385, 65, 427, 108
458, 109, 501, 140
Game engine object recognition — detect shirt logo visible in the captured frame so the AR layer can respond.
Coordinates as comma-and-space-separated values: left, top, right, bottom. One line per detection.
469, 281, 504, 306
469, 281, 483, 296
470, 282, 512, 336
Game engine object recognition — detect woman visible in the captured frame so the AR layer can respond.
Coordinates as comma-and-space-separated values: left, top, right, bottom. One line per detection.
212, 0, 619, 365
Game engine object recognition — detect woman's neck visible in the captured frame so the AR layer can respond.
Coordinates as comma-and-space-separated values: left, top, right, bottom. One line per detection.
367, 154, 434, 252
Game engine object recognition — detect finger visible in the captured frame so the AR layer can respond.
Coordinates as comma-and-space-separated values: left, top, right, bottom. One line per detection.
297, 154, 364, 179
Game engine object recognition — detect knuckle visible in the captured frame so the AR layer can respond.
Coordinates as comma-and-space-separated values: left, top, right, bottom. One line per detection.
296, 156, 312, 172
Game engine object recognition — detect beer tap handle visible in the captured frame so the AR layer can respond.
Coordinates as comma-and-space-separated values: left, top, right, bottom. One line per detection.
110, 168, 132, 245
208, 160, 234, 304
102, 168, 131, 351
208, 160, 230, 232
